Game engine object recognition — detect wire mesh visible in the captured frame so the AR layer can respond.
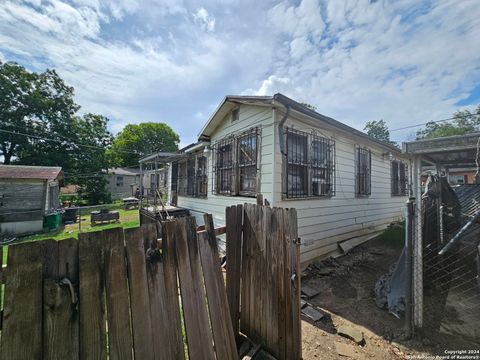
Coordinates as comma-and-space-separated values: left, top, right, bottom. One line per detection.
410, 178, 480, 345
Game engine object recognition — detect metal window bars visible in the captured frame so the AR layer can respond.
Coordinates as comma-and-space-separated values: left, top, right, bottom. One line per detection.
212, 128, 259, 197
285, 128, 335, 198
177, 154, 208, 198
311, 133, 335, 197
391, 160, 408, 196
238, 129, 258, 196
356, 146, 371, 196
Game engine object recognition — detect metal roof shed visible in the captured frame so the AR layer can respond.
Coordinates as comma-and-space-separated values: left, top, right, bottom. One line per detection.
403, 132, 480, 338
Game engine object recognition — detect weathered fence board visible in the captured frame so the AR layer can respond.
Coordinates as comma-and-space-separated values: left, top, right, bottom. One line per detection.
104, 227, 133, 360
124, 227, 155, 360
225, 204, 243, 337
201, 214, 238, 360
1, 205, 295, 359
43, 238, 79, 360
226, 203, 301, 360
160, 221, 186, 360
78, 231, 107, 360
173, 216, 215, 360
1, 242, 43, 360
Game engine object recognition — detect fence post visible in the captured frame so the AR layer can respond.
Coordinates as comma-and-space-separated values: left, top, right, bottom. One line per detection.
405, 198, 415, 338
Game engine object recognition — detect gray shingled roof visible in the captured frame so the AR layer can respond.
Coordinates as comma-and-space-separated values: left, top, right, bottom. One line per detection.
0, 165, 63, 180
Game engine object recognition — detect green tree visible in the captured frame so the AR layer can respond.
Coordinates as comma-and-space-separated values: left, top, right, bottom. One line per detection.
416, 106, 480, 139
364, 119, 397, 146
68, 114, 113, 205
300, 102, 317, 111
109, 122, 180, 167
0, 61, 79, 164
0, 61, 113, 204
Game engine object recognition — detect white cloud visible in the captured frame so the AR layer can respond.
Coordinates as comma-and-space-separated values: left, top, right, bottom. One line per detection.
1, 0, 480, 146
193, 7, 215, 32
254, 0, 480, 141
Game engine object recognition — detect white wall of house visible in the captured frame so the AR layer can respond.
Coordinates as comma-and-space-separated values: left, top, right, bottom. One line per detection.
176, 104, 275, 226
273, 109, 408, 263
173, 102, 408, 264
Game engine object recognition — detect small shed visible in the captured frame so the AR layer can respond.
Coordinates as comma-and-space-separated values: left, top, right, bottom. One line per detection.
0, 165, 63, 236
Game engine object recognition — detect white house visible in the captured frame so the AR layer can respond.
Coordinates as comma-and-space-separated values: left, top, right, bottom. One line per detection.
164, 94, 409, 264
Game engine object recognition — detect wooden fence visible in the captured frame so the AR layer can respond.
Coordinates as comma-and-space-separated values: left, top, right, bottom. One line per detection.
226, 203, 301, 360
0, 214, 237, 360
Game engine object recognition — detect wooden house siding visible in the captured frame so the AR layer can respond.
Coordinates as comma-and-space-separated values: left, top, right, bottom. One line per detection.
176, 104, 275, 225
0, 179, 46, 222
171, 100, 408, 264
273, 110, 407, 263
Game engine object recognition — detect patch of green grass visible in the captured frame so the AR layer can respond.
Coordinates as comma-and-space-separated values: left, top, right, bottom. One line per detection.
19, 209, 140, 242
379, 221, 405, 249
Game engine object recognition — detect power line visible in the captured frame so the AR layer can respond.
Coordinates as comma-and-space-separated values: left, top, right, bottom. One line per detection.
0, 127, 140, 155
390, 114, 477, 132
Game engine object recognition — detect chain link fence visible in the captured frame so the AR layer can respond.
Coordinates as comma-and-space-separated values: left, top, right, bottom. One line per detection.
409, 177, 480, 345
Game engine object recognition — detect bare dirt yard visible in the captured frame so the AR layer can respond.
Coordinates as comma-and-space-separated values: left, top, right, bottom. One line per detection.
299, 233, 480, 359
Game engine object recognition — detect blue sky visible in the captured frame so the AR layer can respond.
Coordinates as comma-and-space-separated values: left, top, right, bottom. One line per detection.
1, 0, 479, 147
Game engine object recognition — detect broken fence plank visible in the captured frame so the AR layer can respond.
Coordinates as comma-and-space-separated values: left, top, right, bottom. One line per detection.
104, 227, 133, 360
124, 227, 155, 360
174, 216, 215, 360
201, 213, 238, 360
79, 231, 107, 360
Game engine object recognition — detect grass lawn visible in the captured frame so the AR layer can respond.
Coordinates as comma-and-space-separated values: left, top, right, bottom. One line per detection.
20, 208, 140, 242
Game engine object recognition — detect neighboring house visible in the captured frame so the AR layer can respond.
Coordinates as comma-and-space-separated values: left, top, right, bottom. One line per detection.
448, 168, 477, 185
0, 165, 63, 235
419, 166, 477, 186
163, 93, 409, 264
105, 167, 141, 199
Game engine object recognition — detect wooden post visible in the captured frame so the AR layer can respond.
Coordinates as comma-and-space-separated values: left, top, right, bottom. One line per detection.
225, 205, 243, 338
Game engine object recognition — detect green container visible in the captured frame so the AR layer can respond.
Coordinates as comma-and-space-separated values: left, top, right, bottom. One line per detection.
44, 212, 61, 230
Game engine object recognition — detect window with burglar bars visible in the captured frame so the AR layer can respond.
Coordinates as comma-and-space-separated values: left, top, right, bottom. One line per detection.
212, 128, 259, 196
177, 153, 208, 198
177, 162, 187, 196
355, 146, 371, 196
391, 160, 407, 196
285, 128, 335, 198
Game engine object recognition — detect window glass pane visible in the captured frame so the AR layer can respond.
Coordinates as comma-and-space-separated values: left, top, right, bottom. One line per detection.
196, 155, 208, 198
239, 135, 257, 166
287, 165, 308, 196
287, 132, 307, 164
116, 176, 124, 187
216, 140, 234, 194
239, 166, 256, 193
356, 148, 371, 195
312, 139, 327, 166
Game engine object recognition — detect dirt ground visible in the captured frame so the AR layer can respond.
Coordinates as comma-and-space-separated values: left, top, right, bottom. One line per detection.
299, 235, 480, 360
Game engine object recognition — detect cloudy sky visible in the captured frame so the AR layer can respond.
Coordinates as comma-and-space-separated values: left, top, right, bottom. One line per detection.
1, 0, 479, 146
